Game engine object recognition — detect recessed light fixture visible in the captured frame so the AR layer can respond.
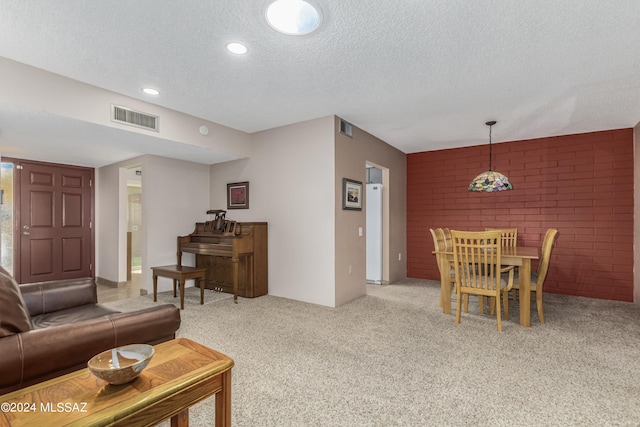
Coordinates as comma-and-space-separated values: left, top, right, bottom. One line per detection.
226, 42, 248, 55
265, 0, 322, 35
141, 87, 160, 96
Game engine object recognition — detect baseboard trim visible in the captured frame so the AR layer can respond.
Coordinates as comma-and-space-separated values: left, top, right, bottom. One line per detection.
96, 276, 128, 288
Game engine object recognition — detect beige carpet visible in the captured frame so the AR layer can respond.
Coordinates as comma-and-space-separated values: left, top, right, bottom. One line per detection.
103, 280, 640, 426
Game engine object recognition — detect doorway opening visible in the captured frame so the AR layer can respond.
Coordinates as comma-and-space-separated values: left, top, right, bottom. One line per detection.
0, 162, 14, 275
366, 163, 390, 285
127, 166, 142, 289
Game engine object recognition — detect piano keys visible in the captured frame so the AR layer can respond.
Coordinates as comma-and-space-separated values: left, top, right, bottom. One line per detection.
177, 222, 268, 303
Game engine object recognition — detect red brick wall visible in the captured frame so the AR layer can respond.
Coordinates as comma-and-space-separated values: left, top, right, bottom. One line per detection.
407, 129, 634, 301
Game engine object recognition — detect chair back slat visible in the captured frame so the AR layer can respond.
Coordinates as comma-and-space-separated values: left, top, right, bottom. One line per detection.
485, 227, 518, 247
452, 230, 502, 292
442, 228, 453, 251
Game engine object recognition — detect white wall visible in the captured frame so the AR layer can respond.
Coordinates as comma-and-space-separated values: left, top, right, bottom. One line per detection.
0, 57, 252, 162
97, 154, 210, 293
210, 116, 336, 306
334, 117, 407, 306
96, 160, 130, 283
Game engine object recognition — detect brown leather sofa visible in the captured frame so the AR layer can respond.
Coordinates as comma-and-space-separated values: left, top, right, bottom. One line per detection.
0, 267, 181, 394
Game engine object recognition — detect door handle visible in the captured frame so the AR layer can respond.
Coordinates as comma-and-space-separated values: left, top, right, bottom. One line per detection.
23, 225, 30, 230
22, 231, 30, 235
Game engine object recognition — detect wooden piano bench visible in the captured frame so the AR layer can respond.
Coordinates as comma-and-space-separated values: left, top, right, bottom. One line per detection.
151, 265, 207, 310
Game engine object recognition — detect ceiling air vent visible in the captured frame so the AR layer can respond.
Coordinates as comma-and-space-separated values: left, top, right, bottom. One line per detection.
339, 118, 353, 138
111, 104, 159, 132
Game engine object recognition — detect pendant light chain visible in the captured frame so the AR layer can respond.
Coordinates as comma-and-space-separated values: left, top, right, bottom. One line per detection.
488, 123, 493, 172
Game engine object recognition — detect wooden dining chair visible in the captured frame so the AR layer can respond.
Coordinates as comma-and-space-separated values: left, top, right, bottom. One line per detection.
510, 228, 559, 323
451, 230, 515, 332
430, 228, 445, 254
485, 227, 518, 309
485, 227, 518, 247
440, 227, 473, 313
430, 228, 455, 308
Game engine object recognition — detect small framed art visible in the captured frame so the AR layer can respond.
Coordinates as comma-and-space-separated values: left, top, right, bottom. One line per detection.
342, 178, 362, 211
227, 181, 249, 209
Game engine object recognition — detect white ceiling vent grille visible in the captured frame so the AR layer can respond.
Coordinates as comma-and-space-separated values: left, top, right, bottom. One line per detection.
111, 104, 159, 132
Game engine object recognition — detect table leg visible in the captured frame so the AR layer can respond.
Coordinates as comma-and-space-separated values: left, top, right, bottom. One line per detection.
173, 279, 177, 298
153, 274, 158, 302
215, 370, 232, 427
199, 276, 204, 305
171, 409, 189, 427
519, 259, 531, 327
179, 279, 185, 310
440, 259, 452, 314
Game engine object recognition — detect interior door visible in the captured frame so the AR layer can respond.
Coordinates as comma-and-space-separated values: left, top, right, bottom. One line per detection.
18, 161, 93, 283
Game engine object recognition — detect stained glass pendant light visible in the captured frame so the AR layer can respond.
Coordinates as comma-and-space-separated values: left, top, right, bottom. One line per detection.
468, 121, 513, 192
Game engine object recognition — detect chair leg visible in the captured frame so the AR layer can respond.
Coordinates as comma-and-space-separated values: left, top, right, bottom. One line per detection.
495, 293, 502, 332
456, 290, 462, 325
464, 294, 469, 313
536, 291, 545, 323
503, 290, 509, 320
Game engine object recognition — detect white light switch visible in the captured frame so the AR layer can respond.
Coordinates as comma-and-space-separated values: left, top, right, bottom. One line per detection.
358, 227, 363, 237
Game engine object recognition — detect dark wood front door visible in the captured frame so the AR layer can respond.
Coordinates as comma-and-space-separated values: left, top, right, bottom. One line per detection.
17, 160, 93, 283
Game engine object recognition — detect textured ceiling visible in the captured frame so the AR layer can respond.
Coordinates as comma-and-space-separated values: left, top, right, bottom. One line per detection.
1, 1, 640, 167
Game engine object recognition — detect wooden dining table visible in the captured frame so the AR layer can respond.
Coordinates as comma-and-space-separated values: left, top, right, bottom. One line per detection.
434, 246, 539, 327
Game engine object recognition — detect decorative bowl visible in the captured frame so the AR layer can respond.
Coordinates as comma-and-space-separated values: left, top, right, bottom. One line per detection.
88, 344, 155, 385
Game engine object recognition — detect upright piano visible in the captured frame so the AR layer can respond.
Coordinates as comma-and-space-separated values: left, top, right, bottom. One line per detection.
177, 222, 268, 303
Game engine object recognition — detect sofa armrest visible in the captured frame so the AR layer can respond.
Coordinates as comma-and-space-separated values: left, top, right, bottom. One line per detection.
20, 278, 98, 316
0, 304, 180, 394
108, 304, 181, 345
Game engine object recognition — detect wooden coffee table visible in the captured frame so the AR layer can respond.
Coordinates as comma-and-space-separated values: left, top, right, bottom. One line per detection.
0, 338, 234, 427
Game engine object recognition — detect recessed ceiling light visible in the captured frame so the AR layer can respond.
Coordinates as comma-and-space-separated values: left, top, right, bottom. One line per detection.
226, 42, 248, 55
142, 87, 160, 96
265, 0, 322, 35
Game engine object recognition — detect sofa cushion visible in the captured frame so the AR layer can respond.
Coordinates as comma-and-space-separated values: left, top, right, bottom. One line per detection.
0, 270, 32, 336
30, 304, 120, 329
20, 278, 98, 316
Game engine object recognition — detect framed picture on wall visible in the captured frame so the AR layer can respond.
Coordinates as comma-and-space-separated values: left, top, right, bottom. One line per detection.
342, 178, 362, 211
227, 181, 249, 209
